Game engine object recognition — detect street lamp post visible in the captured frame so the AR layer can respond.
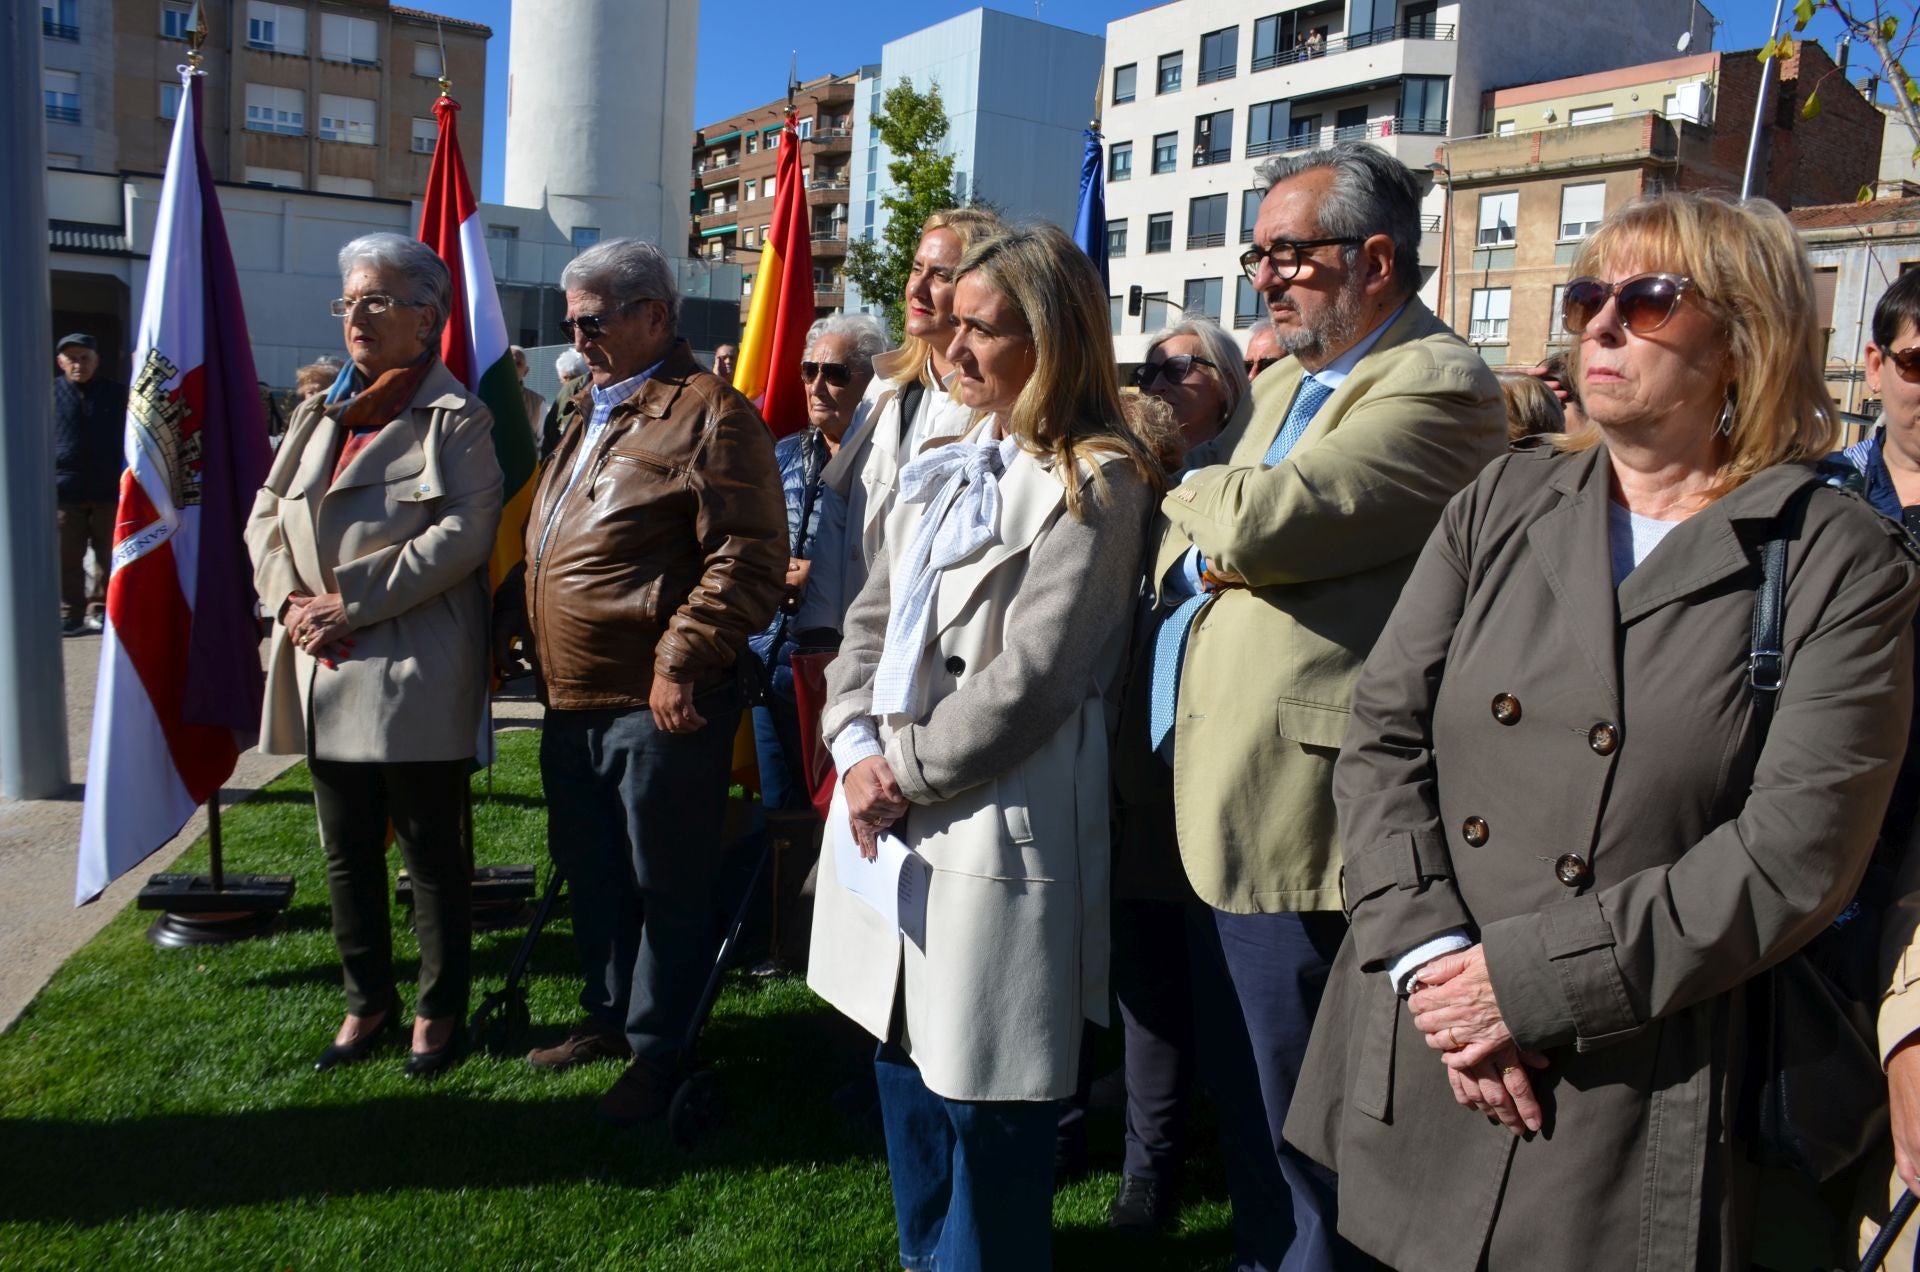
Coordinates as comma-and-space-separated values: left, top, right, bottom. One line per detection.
1427, 155, 1456, 336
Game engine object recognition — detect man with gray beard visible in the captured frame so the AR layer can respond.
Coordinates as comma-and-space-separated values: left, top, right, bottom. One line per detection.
1110, 143, 1504, 1269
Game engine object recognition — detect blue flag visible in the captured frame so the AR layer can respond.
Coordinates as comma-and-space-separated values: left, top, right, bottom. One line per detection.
1072, 127, 1108, 290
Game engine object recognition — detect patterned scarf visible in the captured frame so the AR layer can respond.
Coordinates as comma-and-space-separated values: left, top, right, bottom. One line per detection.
327, 354, 436, 486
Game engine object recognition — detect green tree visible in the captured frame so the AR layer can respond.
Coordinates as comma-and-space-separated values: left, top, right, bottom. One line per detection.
845, 78, 958, 338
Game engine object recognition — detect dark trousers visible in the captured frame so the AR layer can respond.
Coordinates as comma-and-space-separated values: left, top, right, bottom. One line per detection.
1115, 897, 1197, 1181
751, 694, 807, 812
57, 499, 114, 621
541, 684, 740, 1064
309, 757, 472, 1020
875, 1042, 1058, 1272
1190, 905, 1358, 1272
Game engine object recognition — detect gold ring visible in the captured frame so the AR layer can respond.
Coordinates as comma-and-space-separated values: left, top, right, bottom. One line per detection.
1500, 1065, 1520, 1075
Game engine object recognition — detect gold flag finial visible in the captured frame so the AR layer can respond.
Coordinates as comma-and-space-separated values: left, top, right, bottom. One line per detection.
184, 0, 206, 70
436, 21, 451, 96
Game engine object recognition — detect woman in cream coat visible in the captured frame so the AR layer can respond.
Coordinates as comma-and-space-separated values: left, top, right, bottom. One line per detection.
809, 224, 1168, 1272
247, 232, 501, 1079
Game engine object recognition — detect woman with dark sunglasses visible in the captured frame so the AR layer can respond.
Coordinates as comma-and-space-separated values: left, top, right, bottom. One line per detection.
747, 313, 889, 813
1132, 317, 1250, 457
1289, 191, 1920, 1271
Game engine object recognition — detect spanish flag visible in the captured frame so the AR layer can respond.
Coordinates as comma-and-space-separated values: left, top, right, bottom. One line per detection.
732, 109, 815, 438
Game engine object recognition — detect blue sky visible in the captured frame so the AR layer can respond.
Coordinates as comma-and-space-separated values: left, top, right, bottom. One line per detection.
432, 0, 1824, 204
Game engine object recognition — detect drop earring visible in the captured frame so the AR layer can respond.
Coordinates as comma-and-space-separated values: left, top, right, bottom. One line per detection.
1715, 389, 1735, 437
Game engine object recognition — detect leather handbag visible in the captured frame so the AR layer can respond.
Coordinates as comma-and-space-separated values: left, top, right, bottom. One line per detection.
1746, 488, 1892, 1183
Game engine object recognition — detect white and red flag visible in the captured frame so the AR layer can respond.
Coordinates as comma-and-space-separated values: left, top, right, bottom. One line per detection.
75, 69, 271, 904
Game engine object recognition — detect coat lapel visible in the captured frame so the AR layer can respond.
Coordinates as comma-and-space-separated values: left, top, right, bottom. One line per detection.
1613, 464, 1813, 626
1525, 447, 1622, 708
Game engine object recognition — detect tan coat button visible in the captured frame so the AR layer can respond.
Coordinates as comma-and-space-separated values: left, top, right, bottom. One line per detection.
1587, 722, 1619, 756
1462, 816, 1489, 847
1491, 693, 1521, 725
1555, 854, 1592, 887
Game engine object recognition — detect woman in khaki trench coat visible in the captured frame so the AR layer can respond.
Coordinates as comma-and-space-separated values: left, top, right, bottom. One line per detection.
809, 225, 1168, 1272
246, 233, 501, 1079
1285, 193, 1920, 1270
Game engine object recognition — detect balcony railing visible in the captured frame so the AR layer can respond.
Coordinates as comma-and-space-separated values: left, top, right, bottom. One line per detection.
809, 178, 850, 191
1250, 20, 1455, 72
811, 229, 848, 243
1468, 320, 1508, 343
43, 19, 78, 39
1261, 115, 1446, 156
1233, 310, 1259, 329
1192, 147, 1233, 167
1197, 63, 1236, 85
814, 127, 852, 140
45, 104, 80, 123
1187, 230, 1226, 249
1420, 214, 1443, 232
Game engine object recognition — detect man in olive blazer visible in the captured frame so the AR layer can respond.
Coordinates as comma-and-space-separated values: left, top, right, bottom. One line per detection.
1119, 143, 1504, 1270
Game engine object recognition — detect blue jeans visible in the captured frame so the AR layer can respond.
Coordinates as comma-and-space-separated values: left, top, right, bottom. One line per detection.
874, 1042, 1057, 1272
540, 683, 741, 1063
751, 696, 807, 812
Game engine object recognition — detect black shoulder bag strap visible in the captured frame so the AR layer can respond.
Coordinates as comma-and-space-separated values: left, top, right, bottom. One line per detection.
1749, 527, 1787, 729
895, 377, 927, 448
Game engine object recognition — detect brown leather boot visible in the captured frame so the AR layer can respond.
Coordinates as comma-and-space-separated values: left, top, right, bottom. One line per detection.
594, 1058, 676, 1127
525, 1019, 631, 1071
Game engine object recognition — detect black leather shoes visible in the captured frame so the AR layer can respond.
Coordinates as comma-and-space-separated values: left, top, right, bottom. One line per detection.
1108, 1172, 1172, 1233
404, 1029, 465, 1080
314, 1002, 398, 1072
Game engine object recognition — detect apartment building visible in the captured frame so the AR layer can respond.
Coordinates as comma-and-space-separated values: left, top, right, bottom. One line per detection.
41, 0, 486, 199
690, 72, 860, 323
1440, 42, 1881, 370
1100, 0, 1717, 364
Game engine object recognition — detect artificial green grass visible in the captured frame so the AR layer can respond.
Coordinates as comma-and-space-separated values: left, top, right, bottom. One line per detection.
0, 728, 1234, 1270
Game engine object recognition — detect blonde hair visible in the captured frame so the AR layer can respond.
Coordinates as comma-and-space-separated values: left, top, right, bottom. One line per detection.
896, 207, 1006, 384
1498, 374, 1565, 443
954, 223, 1172, 515
1558, 191, 1835, 490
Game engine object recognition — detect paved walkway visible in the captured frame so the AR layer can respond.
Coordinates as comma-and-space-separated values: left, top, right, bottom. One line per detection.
0, 636, 541, 1031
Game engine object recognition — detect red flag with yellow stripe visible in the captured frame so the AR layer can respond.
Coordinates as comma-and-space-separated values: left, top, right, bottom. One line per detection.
732, 109, 814, 438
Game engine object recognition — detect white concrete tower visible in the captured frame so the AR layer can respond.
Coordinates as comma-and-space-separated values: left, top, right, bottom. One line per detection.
504, 0, 698, 247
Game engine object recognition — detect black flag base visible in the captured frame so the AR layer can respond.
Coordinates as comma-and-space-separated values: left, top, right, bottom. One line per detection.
137, 796, 294, 948
396, 865, 537, 932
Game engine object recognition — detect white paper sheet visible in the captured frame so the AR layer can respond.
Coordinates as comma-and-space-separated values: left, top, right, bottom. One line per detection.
833, 814, 930, 947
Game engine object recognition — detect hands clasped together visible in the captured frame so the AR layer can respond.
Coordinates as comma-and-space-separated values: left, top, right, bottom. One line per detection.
1407, 945, 1547, 1136
284, 592, 356, 669
843, 756, 908, 862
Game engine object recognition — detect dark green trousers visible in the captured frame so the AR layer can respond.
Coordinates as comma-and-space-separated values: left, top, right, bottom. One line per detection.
310, 757, 472, 1020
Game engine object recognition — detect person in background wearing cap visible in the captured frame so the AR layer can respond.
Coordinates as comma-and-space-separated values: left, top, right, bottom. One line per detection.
52, 333, 127, 636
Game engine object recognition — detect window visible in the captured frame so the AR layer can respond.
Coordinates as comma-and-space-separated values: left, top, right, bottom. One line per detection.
247, 2, 305, 54
710, 193, 731, 215
1476, 192, 1517, 247
744, 178, 758, 202
1247, 100, 1289, 158
243, 165, 302, 188
795, 117, 814, 141
1235, 276, 1263, 328
1252, 13, 1311, 71
1157, 51, 1182, 95
1289, 114, 1321, 149
1404, 0, 1440, 36
318, 94, 374, 144
161, 82, 183, 120
1141, 292, 1169, 332
1183, 277, 1223, 322
1568, 104, 1614, 126
1558, 182, 1605, 240
411, 116, 436, 154
1152, 132, 1178, 175
44, 69, 79, 123
1199, 26, 1239, 84
747, 133, 758, 154
1108, 141, 1132, 182
1113, 63, 1137, 105
1399, 76, 1449, 135
1548, 284, 1570, 343
1335, 106, 1369, 143
1813, 266, 1839, 334
487, 223, 518, 241
42, 0, 78, 39
244, 83, 303, 134
1110, 296, 1124, 335
1194, 110, 1232, 166
1496, 120, 1515, 137
1240, 188, 1264, 244
1188, 194, 1228, 249
320, 13, 378, 65
161, 3, 192, 39
413, 42, 443, 78
1147, 213, 1173, 255
572, 226, 601, 250
742, 227, 756, 247
1107, 218, 1128, 259
316, 174, 375, 197
1469, 288, 1511, 343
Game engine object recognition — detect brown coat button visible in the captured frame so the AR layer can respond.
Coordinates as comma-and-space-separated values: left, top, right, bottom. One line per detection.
1555, 853, 1592, 887
1491, 693, 1521, 725
1587, 722, 1619, 755
946, 655, 966, 676
1462, 816, 1489, 847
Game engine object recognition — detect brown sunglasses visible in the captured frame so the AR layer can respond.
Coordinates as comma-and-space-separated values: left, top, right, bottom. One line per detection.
1881, 345, 1920, 381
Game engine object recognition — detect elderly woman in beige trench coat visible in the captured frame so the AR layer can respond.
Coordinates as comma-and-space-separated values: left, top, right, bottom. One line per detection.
808, 225, 1168, 1272
1284, 192, 1920, 1272
246, 232, 501, 1079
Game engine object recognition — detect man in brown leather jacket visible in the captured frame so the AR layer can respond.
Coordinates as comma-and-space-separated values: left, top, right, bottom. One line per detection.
522, 237, 786, 1126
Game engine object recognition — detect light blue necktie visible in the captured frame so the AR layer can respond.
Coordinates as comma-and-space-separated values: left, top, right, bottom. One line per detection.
1147, 376, 1335, 755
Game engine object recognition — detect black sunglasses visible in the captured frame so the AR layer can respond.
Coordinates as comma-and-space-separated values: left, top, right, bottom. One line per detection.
1239, 236, 1364, 283
801, 360, 856, 387
1561, 273, 1696, 336
559, 299, 649, 341
1881, 345, 1920, 381
1244, 356, 1281, 376
1130, 353, 1218, 389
